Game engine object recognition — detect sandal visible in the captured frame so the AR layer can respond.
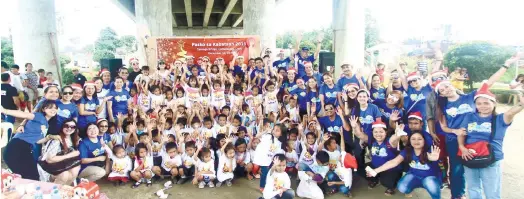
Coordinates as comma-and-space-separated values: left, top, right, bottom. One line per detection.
327, 189, 338, 195
368, 181, 378, 189
132, 182, 141, 189
385, 189, 395, 196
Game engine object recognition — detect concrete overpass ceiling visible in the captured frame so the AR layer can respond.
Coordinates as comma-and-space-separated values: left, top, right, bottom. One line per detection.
171, 0, 243, 28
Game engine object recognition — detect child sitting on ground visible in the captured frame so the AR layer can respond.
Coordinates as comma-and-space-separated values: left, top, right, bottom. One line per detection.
216, 138, 236, 187
261, 154, 295, 199
106, 144, 133, 186
192, 143, 216, 188
130, 142, 154, 188
152, 142, 181, 182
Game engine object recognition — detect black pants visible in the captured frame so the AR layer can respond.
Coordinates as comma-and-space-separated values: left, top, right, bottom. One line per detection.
367, 164, 402, 189
3, 138, 40, 180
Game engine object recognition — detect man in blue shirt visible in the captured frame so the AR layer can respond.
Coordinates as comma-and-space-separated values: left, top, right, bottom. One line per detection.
301, 61, 323, 85
273, 50, 291, 70
318, 103, 350, 134
293, 33, 323, 77
336, 64, 366, 104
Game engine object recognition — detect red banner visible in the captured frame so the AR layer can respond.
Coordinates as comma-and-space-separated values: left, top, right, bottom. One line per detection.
156, 37, 257, 65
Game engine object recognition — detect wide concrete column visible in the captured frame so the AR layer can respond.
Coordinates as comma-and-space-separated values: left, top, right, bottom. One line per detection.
243, 0, 276, 53
135, 0, 173, 65
332, 0, 365, 78
12, 0, 61, 83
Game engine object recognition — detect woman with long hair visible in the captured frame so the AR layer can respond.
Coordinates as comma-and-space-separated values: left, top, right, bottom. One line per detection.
2, 100, 59, 180
306, 78, 321, 116
457, 84, 524, 199
373, 90, 404, 128
367, 132, 442, 199
38, 119, 81, 185
78, 81, 109, 130
55, 86, 79, 128
319, 73, 338, 112
367, 73, 386, 102
94, 77, 109, 119
107, 76, 131, 123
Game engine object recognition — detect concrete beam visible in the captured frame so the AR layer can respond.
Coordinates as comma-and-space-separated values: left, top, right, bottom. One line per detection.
172, 12, 178, 27
184, 0, 193, 27
232, 14, 243, 27
203, 0, 214, 27
217, 0, 238, 27
110, 0, 136, 22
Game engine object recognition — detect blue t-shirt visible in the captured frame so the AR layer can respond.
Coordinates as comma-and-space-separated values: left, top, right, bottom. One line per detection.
301, 74, 323, 86
233, 65, 243, 76
286, 82, 298, 93
102, 83, 111, 90
442, 91, 477, 139
56, 100, 79, 128
318, 115, 344, 133
78, 136, 106, 171
319, 84, 339, 106
108, 90, 131, 118
250, 68, 266, 86
370, 140, 398, 169
404, 84, 432, 118
374, 99, 403, 125
460, 113, 509, 161
307, 91, 321, 114
336, 75, 366, 92
354, 104, 382, 136
13, 112, 48, 144
370, 87, 386, 102
78, 97, 100, 129
273, 58, 291, 69
400, 149, 439, 178
291, 87, 308, 112
296, 52, 316, 77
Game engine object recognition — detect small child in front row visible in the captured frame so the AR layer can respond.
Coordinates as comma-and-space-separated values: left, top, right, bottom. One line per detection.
261, 154, 295, 199
131, 143, 155, 188
106, 145, 133, 186
216, 139, 237, 187
233, 138, 253, 180
152, 142, 181, 182
192, 144, 216, 188
178, 140, 197, 184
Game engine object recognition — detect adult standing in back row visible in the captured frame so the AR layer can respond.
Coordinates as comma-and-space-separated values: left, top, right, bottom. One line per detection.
293, 32, 323, 78
73, 68, 87, 87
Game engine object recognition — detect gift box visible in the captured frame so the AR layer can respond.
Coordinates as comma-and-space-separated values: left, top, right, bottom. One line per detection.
74, 179, 100, 199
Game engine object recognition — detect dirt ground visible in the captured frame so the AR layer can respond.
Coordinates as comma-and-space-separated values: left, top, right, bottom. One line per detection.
3, 105, 523, 199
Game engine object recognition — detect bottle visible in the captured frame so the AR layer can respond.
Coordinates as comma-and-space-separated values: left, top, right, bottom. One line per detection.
50, 186, 61, 199
34, 186, 43, 199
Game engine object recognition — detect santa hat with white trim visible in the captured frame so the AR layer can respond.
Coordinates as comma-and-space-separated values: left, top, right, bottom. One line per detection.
372, 118, 387, 129
474, 82, 496, 102
288, 67, 297, 74
407, 72, 420, 81
357, 89, 370, 97
83, 80, 95, 88
99, 68, 110, 77
432, 79, 452, 94
129, 57, 139, 64
343, 83, 359, 92
408, 112, 423, 121
71, 83, 83, 91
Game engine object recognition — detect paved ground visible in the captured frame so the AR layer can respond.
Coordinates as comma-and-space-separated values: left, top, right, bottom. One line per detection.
4, 105, 523, 199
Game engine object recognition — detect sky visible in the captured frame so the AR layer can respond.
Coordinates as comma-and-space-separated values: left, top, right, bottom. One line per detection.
1, 0, 523, 50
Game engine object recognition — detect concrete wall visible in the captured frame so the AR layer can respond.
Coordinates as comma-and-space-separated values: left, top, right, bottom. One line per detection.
243, 0, 275, 51
11, 0, 61, 82
173, 28, 244, 36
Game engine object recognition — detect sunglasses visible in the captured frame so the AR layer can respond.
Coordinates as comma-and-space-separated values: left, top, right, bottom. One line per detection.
65, 125, 76, 129
63, 92, 73, 95
120, 72, 128, 74
408, 79, 419, 84
99, 125, 108, 128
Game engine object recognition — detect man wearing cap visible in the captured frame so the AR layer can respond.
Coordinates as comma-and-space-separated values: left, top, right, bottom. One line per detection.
293, 32, 323, 77
273, 49, 291, 69
73, 68, 87, 87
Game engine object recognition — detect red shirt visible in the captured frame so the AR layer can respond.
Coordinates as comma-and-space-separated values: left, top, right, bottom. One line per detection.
39, 77, 47, 85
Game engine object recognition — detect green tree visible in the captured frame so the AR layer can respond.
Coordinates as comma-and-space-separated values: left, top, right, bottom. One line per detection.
59, 55, 74, 85
119, 35, 137, 54
93, 27, 120, 63
1, 37, 14, 66
365, 9, 381, 49
444, 41, 515, 83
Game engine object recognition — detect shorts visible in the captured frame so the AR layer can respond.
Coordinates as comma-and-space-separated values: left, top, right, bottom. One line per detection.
38, 88, 44, 97
161, 167, 176, 176
153, 156, 162, 166
182, 165, 195, 177
234, 165, 246, 177
26, 90, 35, 101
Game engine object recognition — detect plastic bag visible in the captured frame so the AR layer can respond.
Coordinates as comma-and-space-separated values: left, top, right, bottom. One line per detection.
296, 171, 324, 199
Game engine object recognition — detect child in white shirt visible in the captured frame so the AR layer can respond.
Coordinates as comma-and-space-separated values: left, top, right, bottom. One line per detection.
192, 143, 216, 188
106, 145, 133, 186
130, 143, 154, 188
152, 142, 182, 181
216, 138, 237, 187
262, 154, 295, 199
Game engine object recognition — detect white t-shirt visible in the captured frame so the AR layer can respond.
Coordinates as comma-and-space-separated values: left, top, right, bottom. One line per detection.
196, 159, 216, 177
201, 127, 216, 139
161, 153, 182, 171
211, 86, 226, 109
334, 151, 353, 187
97, 88, 109, 119
108, 156, 133, 178
323, 149, 341, 170
285, 151, 299, 167
137, 93, 152, 112
263, 171, 291, 199
150, 92, 165, 108
217, 154, 236, 182
253, 133, 284, 166
133, 155, 154, 173
182, 153, 195, 169
10, 72, 25, 92
110, 129, 126, 146
299, 141, 318, 166
264, 89, 280, 114
235, 151, 251, 165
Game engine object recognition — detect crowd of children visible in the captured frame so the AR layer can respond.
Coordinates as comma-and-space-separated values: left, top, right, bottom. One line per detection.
2, 43, 523, 199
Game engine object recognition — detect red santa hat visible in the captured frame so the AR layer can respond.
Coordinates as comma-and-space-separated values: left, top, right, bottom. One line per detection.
185, 55, 195, 59
99, 68, 110, 77
474, 82, 496, 102
408, 112, 423, 121
83, 81, 95, 88
357, 89, 370, 97
129, 58, 139, 64
341, 153, 358, 170
343, 83, 359, 92
287, 67, 297, 74
372, 118, 387, 129
96, 118, 108, 125
407, 72, 421, 81
71, 83, 83, 91
432, 79, 451, 93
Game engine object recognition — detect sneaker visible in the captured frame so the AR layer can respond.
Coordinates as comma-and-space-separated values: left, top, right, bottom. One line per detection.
216, 181, 222, 187
208, 181, 215, 188
226, 179, 232, 187
254, 174, 261, 179
119, 181, 124, 186
198, 181, 205, 189
146, 179, 152, 187
177, 176, 187, 184
368, 181, 378, 189
384, 189, 395, 196
131, 182, 141, 189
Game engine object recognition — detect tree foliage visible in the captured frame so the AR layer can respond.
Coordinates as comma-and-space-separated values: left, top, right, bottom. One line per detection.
444, 41, 515, 83
119, 35, 137, 54
1, 37, 14, 66
60, 55, 74, 85
93, 27, 120, 63
365, 9, 381, 49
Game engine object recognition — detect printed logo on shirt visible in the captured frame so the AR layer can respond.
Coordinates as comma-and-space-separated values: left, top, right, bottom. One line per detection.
92, 148, 105, 157
467, 122, 491, 133
300, 92, 306, 97
273, 177, 285, 191
410, 93, 426, 101
327, 126, 340, 133
409, 160, 430, 170
1, 90, 6, 95
311, 97, 320, 103
325, 91, 337, 98
446, 104, 474, 117
359, 115, 374, 124
371, 146, 388, 157
85, 103, 97, 111
287, 85, 298, 92
112, 161, 127, 173
114, 95, 128, 102
373, 92, 385, 99
57, 108, 71, 118
379, 108, 391, 119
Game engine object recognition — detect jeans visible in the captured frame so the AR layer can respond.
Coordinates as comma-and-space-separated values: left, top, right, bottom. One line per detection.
326, 171, 350, 195
464, 160, 501, 199
1, 114, 14, 140
272, 189, 295, 199
397, 173, 441, 199
446, 136, 466, 197
260, 166, 270, 189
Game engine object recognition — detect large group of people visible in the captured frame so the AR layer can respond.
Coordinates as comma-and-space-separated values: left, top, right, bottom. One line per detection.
1, 35, 523, 199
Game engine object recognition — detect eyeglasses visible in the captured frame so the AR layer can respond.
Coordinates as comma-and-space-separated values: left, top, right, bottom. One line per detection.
63, 92, 73, 95
348, 90, 357, 93
121, 72, 128, 74
65, 125, 76, 129
408, 79, 418, 84
325, 108, 334, 111
99, 125, 108, 128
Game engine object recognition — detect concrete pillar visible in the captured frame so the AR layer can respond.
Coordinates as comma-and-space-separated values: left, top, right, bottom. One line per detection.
11, 0, 61, 83
243, 0, 276, 53
135, 0, 173, 66
332, 0, 365, 78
